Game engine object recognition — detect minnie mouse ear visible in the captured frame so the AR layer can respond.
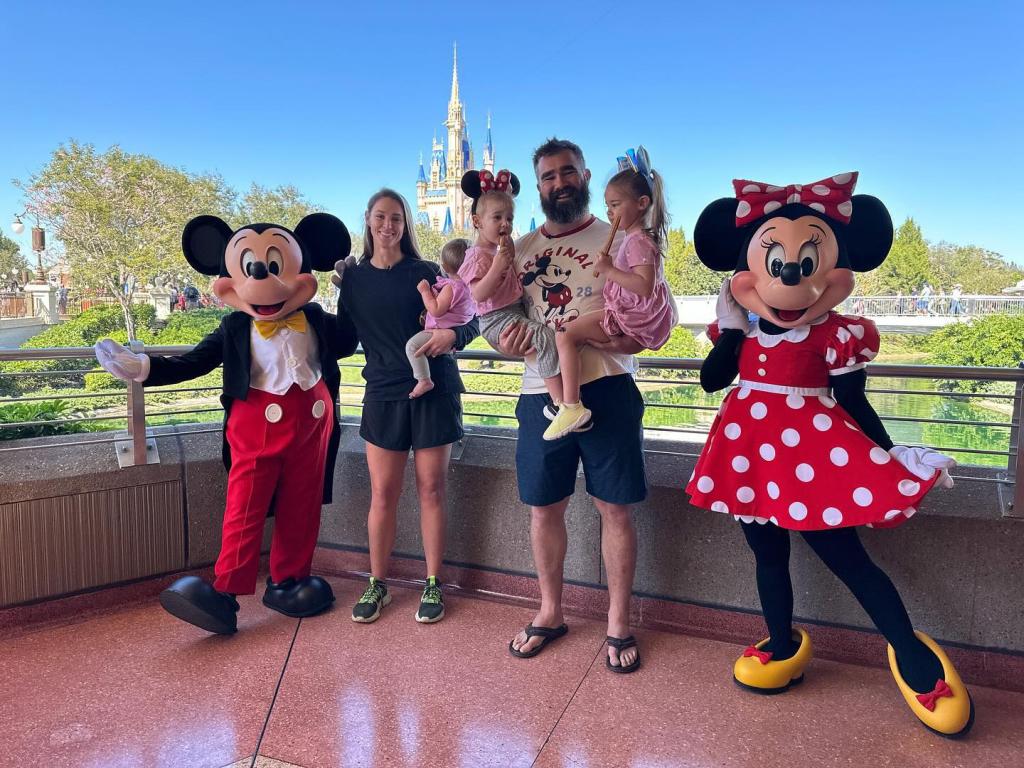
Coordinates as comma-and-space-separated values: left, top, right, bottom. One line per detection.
182, 215, 232, 276
694, 198, 749, 271
461, 170, 482, 198
294, 213, 351, 272
841, 195, 893, 272
507, 172, 521, 197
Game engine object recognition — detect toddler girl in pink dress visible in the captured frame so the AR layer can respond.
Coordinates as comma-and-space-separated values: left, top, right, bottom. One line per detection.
545, 148, 677, 440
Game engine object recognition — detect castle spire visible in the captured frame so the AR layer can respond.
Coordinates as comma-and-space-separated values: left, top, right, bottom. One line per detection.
449, 42, 460, 106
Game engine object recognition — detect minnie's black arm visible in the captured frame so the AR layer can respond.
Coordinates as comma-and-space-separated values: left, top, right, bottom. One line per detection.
699, 329, 745, 392
831, 368, 893, 449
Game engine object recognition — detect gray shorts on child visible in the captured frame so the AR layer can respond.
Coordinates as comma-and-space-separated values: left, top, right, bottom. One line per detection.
480, 303, 559, 379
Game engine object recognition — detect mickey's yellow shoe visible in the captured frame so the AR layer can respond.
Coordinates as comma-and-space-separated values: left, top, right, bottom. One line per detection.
888, 631, 974, 738
733, 628, 812, 694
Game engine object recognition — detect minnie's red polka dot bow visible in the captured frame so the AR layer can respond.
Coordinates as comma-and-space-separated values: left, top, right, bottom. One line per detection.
732, 172, 859, 227
479, 168, 512, 193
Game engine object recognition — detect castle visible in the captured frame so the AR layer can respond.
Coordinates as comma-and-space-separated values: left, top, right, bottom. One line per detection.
416, 44, 494, 233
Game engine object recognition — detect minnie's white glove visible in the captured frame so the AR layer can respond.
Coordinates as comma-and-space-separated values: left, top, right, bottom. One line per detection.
889, 445, 956, 488
331, 255, 358, 288
716, 278, 749, 331
95, 339, 150, 382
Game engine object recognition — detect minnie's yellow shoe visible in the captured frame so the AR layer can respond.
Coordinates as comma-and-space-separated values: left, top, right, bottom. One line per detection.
888, 631, 974, 738
733, 628, 812, 694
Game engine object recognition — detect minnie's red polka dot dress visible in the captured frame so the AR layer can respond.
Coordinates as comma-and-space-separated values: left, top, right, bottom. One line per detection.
685, 312, 938, 530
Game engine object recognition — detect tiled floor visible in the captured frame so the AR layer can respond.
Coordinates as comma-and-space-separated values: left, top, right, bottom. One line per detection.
2, 576, 1021, 768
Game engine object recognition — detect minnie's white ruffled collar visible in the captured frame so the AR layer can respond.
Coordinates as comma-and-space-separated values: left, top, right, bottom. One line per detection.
745, 313, 829, 347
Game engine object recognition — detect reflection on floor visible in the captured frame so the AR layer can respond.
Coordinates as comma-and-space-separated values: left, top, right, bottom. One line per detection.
2, 576, 1022, 768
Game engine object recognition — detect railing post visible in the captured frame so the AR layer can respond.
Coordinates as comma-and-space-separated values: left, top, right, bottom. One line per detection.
120, 339, 153, 467
1010, 370, 1024, 519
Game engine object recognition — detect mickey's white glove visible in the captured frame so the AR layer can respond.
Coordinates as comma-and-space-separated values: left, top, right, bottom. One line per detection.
331, 255, 358, 288
95, 339, 150, 383
716, 278, 749, 331
889, 445, 956, 488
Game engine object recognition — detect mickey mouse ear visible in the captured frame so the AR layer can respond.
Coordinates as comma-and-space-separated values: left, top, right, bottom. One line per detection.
294, 213, 351, 273
461, 170, 482, 198
694, 198, 749, 272
182, 216, 232, 276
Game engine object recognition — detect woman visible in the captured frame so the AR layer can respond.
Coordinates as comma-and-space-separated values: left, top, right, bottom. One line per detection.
334, 189, 478, 624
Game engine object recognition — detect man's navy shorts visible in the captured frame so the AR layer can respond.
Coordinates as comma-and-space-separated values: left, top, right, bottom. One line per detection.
515, 373, 647, 507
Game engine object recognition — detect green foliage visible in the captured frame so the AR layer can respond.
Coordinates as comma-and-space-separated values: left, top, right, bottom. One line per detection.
859, 218, 933, 295
15, 140, 232, 336
0, 399, 97, 439
232, 183, 316, 229
664, 227, 720, 295
157, 307, 230, 343
929, 242, 1024, 294
926, 315, 1024, 391
0, 303, 158, 393
414, 223, 471, 264
84, 372, 123, 392
0, 232, 29, 282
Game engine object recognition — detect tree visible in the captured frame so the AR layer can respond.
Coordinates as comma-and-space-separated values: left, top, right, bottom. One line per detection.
0, 232, 29, 289
16, 141, 231, 338
857, 217, 933, 295
233, 183, 315, 229
664, 227, 720, 295
414, 222, 470, 264
929, 242, 1023, 294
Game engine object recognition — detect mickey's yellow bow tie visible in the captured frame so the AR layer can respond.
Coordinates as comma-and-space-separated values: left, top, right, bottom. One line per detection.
254, 311, 307, 339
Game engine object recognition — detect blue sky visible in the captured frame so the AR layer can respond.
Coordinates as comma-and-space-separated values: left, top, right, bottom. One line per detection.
2, 1, 1022, 266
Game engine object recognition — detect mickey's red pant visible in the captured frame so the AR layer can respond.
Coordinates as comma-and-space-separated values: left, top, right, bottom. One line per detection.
214, 380, 333, 595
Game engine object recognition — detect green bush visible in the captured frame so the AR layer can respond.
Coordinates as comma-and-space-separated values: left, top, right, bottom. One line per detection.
926, 315, 1024, 392
157, 308, 231, 344
0, 399, 99, 439
84, 372, 124, 392
0, 304, 158, 394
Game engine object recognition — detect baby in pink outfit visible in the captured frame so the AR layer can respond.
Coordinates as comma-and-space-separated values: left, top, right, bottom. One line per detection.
408, 238, 477, 397
545, 148, 676, 440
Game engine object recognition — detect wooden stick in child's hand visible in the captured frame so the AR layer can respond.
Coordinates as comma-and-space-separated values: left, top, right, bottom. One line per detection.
594, 214, 621, 277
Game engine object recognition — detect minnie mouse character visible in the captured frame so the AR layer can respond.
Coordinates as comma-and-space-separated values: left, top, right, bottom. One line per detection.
688, 174, 973, 737
95, 213, 357, 635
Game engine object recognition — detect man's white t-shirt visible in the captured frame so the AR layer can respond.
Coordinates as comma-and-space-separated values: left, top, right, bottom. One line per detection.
514, 216, 632, 394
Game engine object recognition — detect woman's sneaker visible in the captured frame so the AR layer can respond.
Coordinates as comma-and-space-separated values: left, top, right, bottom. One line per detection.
415, 576, 445, 623
351, 576, 390, 623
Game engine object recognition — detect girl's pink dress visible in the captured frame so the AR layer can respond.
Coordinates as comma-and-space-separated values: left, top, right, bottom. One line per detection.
602, 231, 675, 349
425, 277, 476, 329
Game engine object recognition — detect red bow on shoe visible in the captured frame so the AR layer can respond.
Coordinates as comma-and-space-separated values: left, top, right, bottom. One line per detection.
479, 168, 513, 193
732, 172, 858, 226
916, 679, 954, 711
743, 646, 773, 664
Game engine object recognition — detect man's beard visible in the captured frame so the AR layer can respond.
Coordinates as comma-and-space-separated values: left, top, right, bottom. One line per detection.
540, 184, 590, 225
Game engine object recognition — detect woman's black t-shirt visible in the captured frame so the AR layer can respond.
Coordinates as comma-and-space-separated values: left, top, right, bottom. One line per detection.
338, 256, 479, 401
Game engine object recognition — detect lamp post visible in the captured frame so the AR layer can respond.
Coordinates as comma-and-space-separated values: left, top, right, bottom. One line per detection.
11, 212, 47, 283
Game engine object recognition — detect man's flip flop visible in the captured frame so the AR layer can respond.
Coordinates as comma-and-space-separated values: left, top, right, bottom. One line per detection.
606, 635, 641, 673
508, 623, 569, 658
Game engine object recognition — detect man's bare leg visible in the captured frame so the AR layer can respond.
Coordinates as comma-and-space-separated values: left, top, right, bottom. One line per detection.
594, 498, 638, 668
510, 497, 570, 654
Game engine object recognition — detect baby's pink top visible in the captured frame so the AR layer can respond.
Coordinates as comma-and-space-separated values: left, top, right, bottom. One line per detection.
457, 244, 522, 315
602, 231, 676, 350
425, 276, 477, 329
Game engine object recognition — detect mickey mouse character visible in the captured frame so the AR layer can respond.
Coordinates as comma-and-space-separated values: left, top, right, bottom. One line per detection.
688, 173, 973, 737
521, 256, 574, 322
95, 213, 357, 634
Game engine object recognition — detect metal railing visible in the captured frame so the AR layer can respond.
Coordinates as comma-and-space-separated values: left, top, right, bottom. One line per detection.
2, 344, 1023, 517
838, 294, 1024, 317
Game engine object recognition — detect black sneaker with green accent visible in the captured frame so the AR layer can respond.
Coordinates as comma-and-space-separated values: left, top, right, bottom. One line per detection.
351, 577, 390, 623
415, 576, 445, 623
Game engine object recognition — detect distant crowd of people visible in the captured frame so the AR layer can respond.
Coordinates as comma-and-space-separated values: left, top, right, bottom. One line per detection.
849, 283, 966, 317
